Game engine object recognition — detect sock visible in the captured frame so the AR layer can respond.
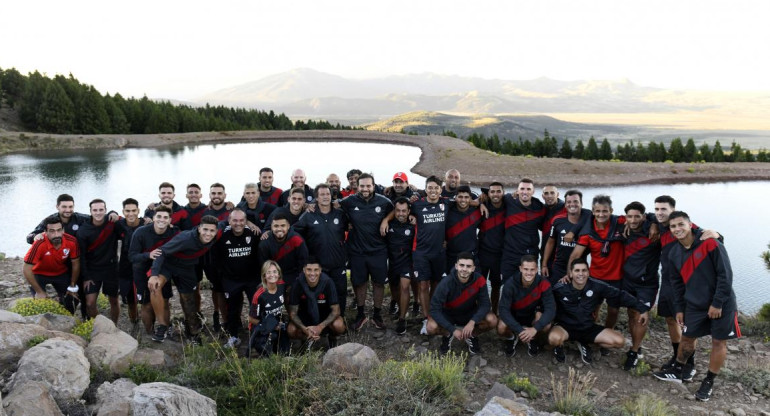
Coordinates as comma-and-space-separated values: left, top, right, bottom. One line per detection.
373, 307, 382, 318
357, 305, 365, 317
705, 371, 717, 382
686, 353, 695, 365
672, 342, 679, 358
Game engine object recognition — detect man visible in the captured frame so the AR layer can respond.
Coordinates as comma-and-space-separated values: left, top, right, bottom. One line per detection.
497, 255, 555, 357
440, 169, 462, 200
128, 206, 178, 334
278, 168, 314, 206
115, 198, 143, 323
479, 182, 506, 314
148, 215, 220, 343
212, 209, 259, 348
265, 187, 306, 229
653, 211, 737, 402
257, 213, 309, 287
540, 184, 565, 256
201, 182, 232, 330
294, 184, 349, 315
23, 216, 80, 314
541, 190, 591, 285
620, 201, 661, 370
548, 259, 650, 364
180, 184, 207, 230
258, 167, 283, 206
445, 185, 483, 269
500, 178, 546, 280
77, 199, 121, 322
238, 183, 275, 234
326, 173, 344, 201
26, 194, 91, 243
385, 171, 420, 203
386, 197, 416, 334
340, 173, 393, 331
287, 257, 346, 349
426, 252, 497, 356
341, 168, 362, 197
144, 182, 187, 226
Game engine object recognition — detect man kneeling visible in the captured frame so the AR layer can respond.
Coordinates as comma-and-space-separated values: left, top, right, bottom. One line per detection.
427, 252, 497, 356
287, 257, 346, 350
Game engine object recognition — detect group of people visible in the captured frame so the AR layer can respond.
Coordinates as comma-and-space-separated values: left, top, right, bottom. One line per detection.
22, 167, 739, 402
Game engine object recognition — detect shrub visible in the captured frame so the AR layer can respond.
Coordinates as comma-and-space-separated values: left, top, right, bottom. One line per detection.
72, 318, 95, 341
10, 298, 72, 316
722, 356, 770, 397
620, 394, 677, 416
97, 293, 110, 310
551, 367, 596, 416
126, 363, 175, 384
758, 303, 770, 322
375, 350, 467, 403
501, 372, 539, 398
27, 335, 48, 348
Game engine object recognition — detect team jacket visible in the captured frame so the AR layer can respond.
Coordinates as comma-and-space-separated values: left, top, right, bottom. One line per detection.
213, 227, 258, 281
478, 203, 506, 258
386, 219, 415, 272
386, 187, 417, 203
293, 208, 348, 270
150, 228, 218, 275
259, 186, 283, 206
27, 212, 91, 243
411, 198, 447, 256
340, 193, 393, 255
552, 277, 650, 331
498, 273, 555, 334
144, 201, 187, 227
128, 224, 179, 272
180, 203, 207, 230
250, 281, 286, 324
623, 220, 662, 286
24, 234, 80, 276
257, 229, 309, 279
430, 269, 491, 333
576, 215, 627, 281
667, 229, 736, 313
116, 218, 144, 275
502, 195, 546, 261
658, 223, 711, 292
445, 205, 482, 258
236, 199, 275, 232
278, 184, 315, 207
203, 205, 231, 223
265, 207, 303, 229
77, 219, 120, 277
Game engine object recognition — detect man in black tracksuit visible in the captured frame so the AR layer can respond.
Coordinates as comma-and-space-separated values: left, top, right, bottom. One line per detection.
427, 252, 497, 356
500, 179, 546, 280
548, 258, 650, 365
653, 212, 739, 402
258, 213, 309, 287
238, 183, 276, 234
497, 255, 555, 358
478, 182, 506, 314
387, 197, 417, 334
77, 199, 121, 323
115, 198, 145, 324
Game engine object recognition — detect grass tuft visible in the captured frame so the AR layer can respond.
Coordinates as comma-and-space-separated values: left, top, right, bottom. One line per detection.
620, 393, 678, 416
551, 367, 596, 416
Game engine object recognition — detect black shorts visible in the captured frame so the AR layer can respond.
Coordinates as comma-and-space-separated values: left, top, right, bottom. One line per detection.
478, 252, 502, 285
31, 273, 70, 298
656, 277, 675, 318
548, 264, 568, 286
413, 252, 445, 282
559, 323, 606, 345
622, 279, 658, 310
222, 278, 258, 300
118, 264, 136, 305
83, 269, 119, 297
133, 267, 173, 304
512, 311, 538, 328
159, 263, 198, 294
388, 260, 413, 281
203, 265, 224, 292
598, 280, 623, 308
683, 308, 741, 340
349, 251, 388, 286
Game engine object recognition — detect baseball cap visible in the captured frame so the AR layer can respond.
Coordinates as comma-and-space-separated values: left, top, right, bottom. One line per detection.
392, 172, 408, 182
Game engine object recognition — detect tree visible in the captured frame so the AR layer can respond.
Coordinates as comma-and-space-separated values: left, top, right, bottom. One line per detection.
75, 86, 110, 134
0, 68, 26, 108
103, 94, 130, 134
667, 138, 685, 162
584, 137, 599, 160
599, 138, 613, 160
36, 81, 75, 133
559, 138, 573, 159
573, 139, 585, 160
712, 140, 725, 162
698, 143, 712, 162
19, 71, 49, 129
634, 141, 648, 162
684, 138, 697, 162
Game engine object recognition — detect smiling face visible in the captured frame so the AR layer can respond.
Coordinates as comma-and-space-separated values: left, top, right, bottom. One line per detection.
123, 204, 139, 223
392, 178, 408, 194
45, 222, 64, 245
455, 258, 475, 282
517, 181, 534, 204
394, 201, 409, 223
519, 260, 538, 285
488, 185, 504, 205
316, 187, 332, 208
326, 174, 341, 194
244, 187, 258, 205
198, 223, 218, 244
654, 202, 674, 225
153, 211, 170, 232
303, 262, 322, 286
209, 186, 225, 206
455, 192, 471, 210
565, 194, 582, 214
159, 187, 175, 205
57, 200, 74, 220
263, 263, 281, 286
425, 180, 441, 203
186, 186, 201, 205
357, 177, 374, 200
289, 192, 305, 212
445, 170, 460, 191
542, 186, 559, 206
259, 171, 273, 191
291, 169, 306, 188
669, 216, 693, 241
625, 209, 644, 232
90, 202, 107, 223
271, 219, 289, 241
228, 210, 246, 234
570, 262, 590, 288
592, 203, 612, 225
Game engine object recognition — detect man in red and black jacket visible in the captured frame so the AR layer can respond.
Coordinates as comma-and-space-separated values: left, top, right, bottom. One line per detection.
478, 182, 506, 313
426, 252, 498, 356
445, 186, 483, 271
258, 167, 283, 206
144, 182, 188, 227
77, 199, 121, 322
497, 254, 555, 358
500, 178, 546, 281
258, 213, 309, 288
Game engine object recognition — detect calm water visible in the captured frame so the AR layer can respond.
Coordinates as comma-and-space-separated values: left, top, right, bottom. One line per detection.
1, 142, 767, 312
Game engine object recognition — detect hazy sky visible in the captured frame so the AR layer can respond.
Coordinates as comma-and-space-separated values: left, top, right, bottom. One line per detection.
3, 0, 768, 101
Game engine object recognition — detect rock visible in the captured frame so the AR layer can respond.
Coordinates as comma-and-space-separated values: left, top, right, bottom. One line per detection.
483, 367, 502, 376
92, 315, 117, 337
22, 313, 77, 332
2, 381, 64, 416
85, 329, 138, 373
131, 382, 216, 416
0, 310, 25, 323
8, 338, 90, 401
94, 378, 137, 416
321, 342, 380, 377
0, 322, 87, 368
727, 345, 740, 353
728, 409, 746, 416
467, 355, 487, 372
485, 382, 517, 403
474, 396, 530, 416
131, 348, 169, 368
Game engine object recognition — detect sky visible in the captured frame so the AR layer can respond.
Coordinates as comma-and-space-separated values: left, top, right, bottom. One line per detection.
3, 0, 769, 101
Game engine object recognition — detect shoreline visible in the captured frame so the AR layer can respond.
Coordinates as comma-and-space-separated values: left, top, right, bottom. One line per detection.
2, 130, 770, 187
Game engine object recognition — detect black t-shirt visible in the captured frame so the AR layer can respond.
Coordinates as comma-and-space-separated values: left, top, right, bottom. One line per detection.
289, 274, 338, 325
250, 282, 286, 322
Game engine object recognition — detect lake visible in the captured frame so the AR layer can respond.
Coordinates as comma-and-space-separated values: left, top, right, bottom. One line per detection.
1, 141, 767, 312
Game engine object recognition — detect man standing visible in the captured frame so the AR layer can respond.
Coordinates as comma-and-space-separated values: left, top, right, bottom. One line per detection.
541, 190, 590, 284
258, 167, 283, 206
326, 173, 344, 201
26, 194, 91, 243
341, 168, 362, 197
653, 212, 738, 402
287, 257, 346, 349
386, 197, 416, 334
540, 184, 565, 256
426, 253, 497, 356
265, 188, 306, 228
386, 172, 420, 203
500, 178, 546, 280
144, 182, 187, 226
441, 169, 462, 200
201, 182, 232, 330
258, 213, 309, 287
479, 182, 506, 314
180, 184, 207, 230
445, 185, 483, 269
278, 168, 314, 206
238, 182, 275, 234
77, 199, 121, 322
116, 198, 144, 323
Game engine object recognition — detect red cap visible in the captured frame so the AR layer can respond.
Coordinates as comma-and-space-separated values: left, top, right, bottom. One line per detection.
392, 172, 408, 182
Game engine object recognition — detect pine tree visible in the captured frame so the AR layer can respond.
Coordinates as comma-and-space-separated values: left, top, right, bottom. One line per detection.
19, 71, 49, 129
76, 86, 110, 134
584, 137, 599, 160
698, 143, 712, 162
36, 81, 75, 133
684, 138, 697, 162
712, 140, 725, 162
559, 138, 573, 159
599, 138, 613, 160
667, 138, 685, 162
573, 139, 585, 160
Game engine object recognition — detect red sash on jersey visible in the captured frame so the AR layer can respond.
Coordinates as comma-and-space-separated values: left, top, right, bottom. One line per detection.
680, 239, 717, 284
444, 276, 487, 309
512, 280, 550, 310
275, 235, 304, 261
446, 210, 482, 240
88, 222, 115, 252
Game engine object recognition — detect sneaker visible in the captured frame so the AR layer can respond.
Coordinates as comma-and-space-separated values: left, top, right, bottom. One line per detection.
352, 314, 369, 332
152, 324, 167, 343
225, 336, 241, 348
165, 324, 175, 339
389, 301, 399, 316
466, 336, 481, 355
600, 347, 610, 356
504, 336, 519, 357
396, 318, 407, 335
553, 345, 566, 363
623, 350, 639, 371
695, 378, 713, 401
527, 342, 540, 357
188, 335, 202, 346
420, 319, 429, 335
683, 363, 697, 382
660, 356, 678, 371
653, 365, 684, 383
440, 335, 453, 355
372, 314, 386, 330
578, 342, 593, 364
212, 312, 221, 332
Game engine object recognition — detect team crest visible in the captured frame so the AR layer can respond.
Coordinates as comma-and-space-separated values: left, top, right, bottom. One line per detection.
246, 236, 252, 244
63, 248, 70, 256
439, 204, 445, 211
333, 218, 339, 224
405, 229, 411, 236
586, 290, 594, 297
307, 196, 313, 202
279, 295, 284, 303
72, 224, 79, 231
375, 206, 381, 213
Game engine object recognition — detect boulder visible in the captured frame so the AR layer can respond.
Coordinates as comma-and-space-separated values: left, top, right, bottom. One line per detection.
94, 378, 137, 416
2, 381, 64, 416
86, 329, 138, 373
0, 322, 52, 367
0, 310, 25, 324
8, 338, 90, 401
131, 383, 216, 416
92, 315, 117, 337
474, 396, 531, 416
485, 382, 517, 403
322, 342, 380, 377
23, 313, 77, 332
131, 348, 170, 368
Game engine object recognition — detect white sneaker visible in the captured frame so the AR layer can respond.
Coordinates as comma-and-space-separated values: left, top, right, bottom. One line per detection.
225, 336, 241, 348
420, 319, 429, 335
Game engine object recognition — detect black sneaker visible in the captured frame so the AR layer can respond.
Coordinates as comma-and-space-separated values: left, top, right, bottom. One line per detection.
578, 342, 593, 364
660, 356, 678, 371
372, 314, 386, 330
152, 324, 167, 343
396, 318, 407, 335
466, 336, 481, 355
352, 314, 368, 332
504, 337, 518, 357
212, 312, 221, 333
389, 301, 399, 316
553, 345, 566, 363
695, 378, 713, 401
653, 365, 684, 383
683, 363, 697, 382
440, 335, 453, 355
623, 350, 639, 371
600, 347, 610, 356
527, 342, 540, 357
188, 334, 202, 346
